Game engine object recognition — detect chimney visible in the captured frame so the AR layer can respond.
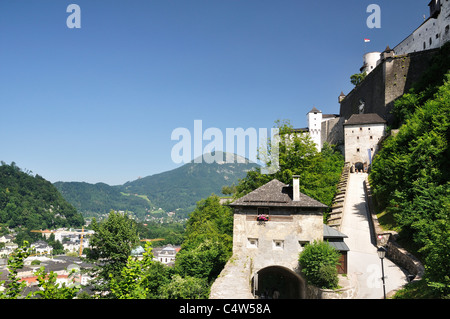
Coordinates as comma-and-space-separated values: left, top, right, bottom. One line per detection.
293, 175, 300, 201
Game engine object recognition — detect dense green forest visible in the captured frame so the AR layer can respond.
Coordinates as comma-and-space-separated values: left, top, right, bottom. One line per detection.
54, 181, 153, 220
0, 162, 84, 231
370, 43, 450, 298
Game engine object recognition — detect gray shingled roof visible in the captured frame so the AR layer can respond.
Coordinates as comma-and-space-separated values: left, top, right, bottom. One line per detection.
344, 113, 386, 126
323, 224, 348, 239
328, 241, 350, 252
323, 225, 350, 252
229, 179, 327, 208
308, 106, 322, 114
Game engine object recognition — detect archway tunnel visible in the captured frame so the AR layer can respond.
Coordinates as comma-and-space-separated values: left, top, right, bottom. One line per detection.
354, 161, 364, 172
251, 266, 305, 299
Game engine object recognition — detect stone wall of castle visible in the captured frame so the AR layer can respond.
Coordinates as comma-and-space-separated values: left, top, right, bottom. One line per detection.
321, 117, 345, 150
394, 0, 450, 55
339, 49, 439, 125
232, 208, 323, 273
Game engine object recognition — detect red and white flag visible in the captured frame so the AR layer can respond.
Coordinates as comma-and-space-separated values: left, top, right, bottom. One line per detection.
364, 38, 371, 43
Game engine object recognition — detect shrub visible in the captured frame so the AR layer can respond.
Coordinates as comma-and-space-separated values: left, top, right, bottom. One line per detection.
298, 240, 341, 289
317, 265, 339, 289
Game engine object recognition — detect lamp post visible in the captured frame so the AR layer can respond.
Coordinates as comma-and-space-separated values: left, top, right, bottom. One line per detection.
377, 246, 387, 299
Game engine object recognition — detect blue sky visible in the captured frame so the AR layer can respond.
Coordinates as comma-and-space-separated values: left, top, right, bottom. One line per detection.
0, 1, 430, 185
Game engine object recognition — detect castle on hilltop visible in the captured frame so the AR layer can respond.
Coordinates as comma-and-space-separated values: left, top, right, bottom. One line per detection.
210, 1, 449, 300
301, 0, 450, 169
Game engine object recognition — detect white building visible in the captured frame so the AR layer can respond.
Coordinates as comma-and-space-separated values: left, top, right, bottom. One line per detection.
153, 245, 178, 265
360, 51, 382, 75
296, 107, 340, 152
393, 0, 449, 55
307, 107, 322, 151
31, 241, 53, 255
343, 114, 386, 169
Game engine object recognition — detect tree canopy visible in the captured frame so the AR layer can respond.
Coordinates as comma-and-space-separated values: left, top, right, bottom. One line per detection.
0, 162, 84, 232
85, 210, 140, 294
233, 120, 345, 221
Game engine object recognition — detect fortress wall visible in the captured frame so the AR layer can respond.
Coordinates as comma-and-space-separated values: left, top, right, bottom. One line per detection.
322, 117, 345, 148
339, 49, 439, 126
339, 60, 385, 121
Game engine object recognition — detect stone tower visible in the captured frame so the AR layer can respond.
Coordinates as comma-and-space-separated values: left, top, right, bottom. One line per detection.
307, 107, 322, 151
222, 176, 327, 298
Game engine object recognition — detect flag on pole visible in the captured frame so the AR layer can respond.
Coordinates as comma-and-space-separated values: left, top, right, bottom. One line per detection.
364, 38, 371, 43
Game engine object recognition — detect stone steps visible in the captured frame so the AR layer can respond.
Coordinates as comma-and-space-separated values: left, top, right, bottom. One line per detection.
327, 163, 351, 230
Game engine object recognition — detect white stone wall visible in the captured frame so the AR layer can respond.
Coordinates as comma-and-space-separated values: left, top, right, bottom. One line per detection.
308, 111, 322, 151
362, 52, 381, 74
394, 0, 450, 55
344, 123, 385, 165
232, 209, 323, 273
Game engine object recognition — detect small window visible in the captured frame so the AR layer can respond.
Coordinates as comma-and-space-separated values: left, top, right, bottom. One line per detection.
368, 128, 371, 131
371, 148, 374, 152
299, 241, 309, 248
359, 127, 363, 131
247, 238, 258, 248
370, 136, 373, 140
273, 240, 284, 250
445, 25, 449, 34
357, 148, 360, 153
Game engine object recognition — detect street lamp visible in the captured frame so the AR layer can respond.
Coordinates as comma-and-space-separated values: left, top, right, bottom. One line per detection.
377, 246, 387, 299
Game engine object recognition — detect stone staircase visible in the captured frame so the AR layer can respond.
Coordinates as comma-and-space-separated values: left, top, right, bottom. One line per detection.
327, 163, 350, 230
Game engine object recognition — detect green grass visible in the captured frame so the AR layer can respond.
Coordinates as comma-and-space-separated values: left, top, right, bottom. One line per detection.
391, 279, 441, 299
376, 210, 401, 232
120, 192, 151, 203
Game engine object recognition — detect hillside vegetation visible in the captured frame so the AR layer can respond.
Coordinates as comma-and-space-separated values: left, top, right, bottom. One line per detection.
233, 120, 345, 221
120, 152, 258, 217
370, 44, 450, 297
54, 181, 153, 220
0, 162, 84, 231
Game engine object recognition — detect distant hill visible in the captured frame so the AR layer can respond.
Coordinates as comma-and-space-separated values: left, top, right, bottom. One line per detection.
53, 181, 153, 220
55, 152, 259, 219
0, 162, 84, 230
119, 152, 258, 216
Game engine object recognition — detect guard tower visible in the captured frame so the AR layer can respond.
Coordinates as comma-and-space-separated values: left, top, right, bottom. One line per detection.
229, 176, 327, 298
307, 107, 322, 151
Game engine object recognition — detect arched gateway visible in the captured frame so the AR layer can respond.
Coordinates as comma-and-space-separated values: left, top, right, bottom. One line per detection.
210, 176, 343, 299
252, 266, 306, 299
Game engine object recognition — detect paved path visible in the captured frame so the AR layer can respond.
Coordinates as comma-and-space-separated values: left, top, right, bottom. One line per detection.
340, 172, 408, 299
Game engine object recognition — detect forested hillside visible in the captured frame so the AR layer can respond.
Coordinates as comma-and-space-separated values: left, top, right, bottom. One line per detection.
0, 162, 84, 230
370, 44, 450, 298
54, 181, 153, 220
119, 152, 258, 217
